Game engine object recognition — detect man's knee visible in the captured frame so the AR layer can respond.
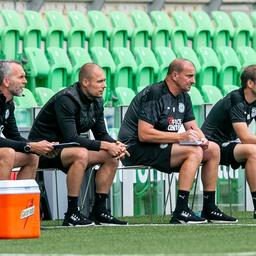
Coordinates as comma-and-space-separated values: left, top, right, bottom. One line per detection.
70, 148, 89, 166
206, 142, 220, 160
27, 153, 39, 167
0, 148, 16, 164
189, 146, 204, 163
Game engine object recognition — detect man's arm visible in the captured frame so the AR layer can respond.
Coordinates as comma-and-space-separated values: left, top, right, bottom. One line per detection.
138, 119, 200, 144
233, 122, 256, 144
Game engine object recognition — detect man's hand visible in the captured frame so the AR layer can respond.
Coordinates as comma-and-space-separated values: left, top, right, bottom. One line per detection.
101, 141, 130, 160
200, 137, 209, 150
29, 140, 55, 155
180, 128, 201, 142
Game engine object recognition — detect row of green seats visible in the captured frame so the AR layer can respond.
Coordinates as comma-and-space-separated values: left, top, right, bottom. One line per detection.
14, 87, 55, 127
22, 43, 256, 108
2, 9, 256, 60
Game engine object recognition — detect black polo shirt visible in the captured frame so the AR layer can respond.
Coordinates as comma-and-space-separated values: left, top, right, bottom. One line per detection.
202, 88, 256, 145
118, 81, 195, 147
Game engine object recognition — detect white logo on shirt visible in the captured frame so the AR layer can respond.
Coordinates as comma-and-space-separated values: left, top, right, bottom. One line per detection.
5, 109, 9, 119
252, 108, 256, 118
178, 103, 185, 113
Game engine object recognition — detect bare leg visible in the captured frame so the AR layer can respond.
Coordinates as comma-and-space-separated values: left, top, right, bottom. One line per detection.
201, 142, 220, 191
171, 144, 203, 191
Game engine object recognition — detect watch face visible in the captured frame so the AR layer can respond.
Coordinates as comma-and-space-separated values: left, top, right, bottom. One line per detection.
24, 144, 31, 153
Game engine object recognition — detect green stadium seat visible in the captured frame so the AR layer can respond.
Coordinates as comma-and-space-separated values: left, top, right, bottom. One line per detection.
188, 86, 205, 127
23, 47, 50, 93
170, 11, 195, 51
200, 85, 224, 104
216, 46, 241, 95
14, 88, 37, 127
130, 10, 153, 51
196, 47, 223, 103
236, 46, 256, 68
44, 10, 68, 49
23, 10, 46, 49
108, 11, 133, 51
46, 47, 72, 92
211, 11, 234, 50
14, 87, 37, 108
175, 46, 201, 78
191, 10, 214, 50
250, 11, 256, 26
34, 87, 55, 106
196, 47, 221, 89
90, 47, 116, 105
150, 11, 172, 49
176, 46, 223, 103
133, 47, 159, 93
111, 47, 137, 106
0, 10, 24, 59
88, 10, 112, 49
230, 11, 253, 50
153, 46, 176, 81
250, 11, 256, 49
68, 47, 92, 84
67, 10, 91, 48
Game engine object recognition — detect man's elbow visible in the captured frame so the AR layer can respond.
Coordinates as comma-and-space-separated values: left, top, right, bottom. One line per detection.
138, 132, 150, 142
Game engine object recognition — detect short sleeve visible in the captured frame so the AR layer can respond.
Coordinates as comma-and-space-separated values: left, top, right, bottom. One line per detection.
183, 94, 195, 123
230, 102, 247, 123
138, 91, 162, 125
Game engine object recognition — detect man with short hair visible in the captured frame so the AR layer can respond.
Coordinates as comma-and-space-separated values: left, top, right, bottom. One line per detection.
119, 58, 237, 224
202, 64, 256, 219
0, 60, 54, 180
29, 63, 128, 226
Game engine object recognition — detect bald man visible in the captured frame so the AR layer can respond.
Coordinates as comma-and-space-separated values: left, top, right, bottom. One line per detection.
119, 58, 237, 224
29, 63, 128, 226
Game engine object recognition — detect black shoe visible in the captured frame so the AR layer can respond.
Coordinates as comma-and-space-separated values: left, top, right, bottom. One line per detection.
89, 208, 128, 225
170, 208, 207, 224
201, 207, 238, 223
62, 211, 95, 227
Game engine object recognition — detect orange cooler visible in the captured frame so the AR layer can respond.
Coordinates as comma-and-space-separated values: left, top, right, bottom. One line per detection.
0, 179, 40, 239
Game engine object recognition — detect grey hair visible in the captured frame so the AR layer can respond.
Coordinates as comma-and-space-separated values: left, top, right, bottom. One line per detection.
0, 60, 22, 85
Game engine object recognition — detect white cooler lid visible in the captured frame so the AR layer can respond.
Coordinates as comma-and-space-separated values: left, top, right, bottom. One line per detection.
0, 179, 40, 194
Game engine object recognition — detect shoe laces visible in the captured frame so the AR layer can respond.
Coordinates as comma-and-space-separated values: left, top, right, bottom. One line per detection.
210, 207, 223, 216
97, 208, 114, 220
70, 210, 86, 221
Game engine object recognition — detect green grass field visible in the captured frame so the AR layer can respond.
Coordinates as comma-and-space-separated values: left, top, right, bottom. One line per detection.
1, 212, 256, 255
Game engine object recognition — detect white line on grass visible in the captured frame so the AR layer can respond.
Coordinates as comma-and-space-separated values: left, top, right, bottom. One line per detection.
2, 253, 256, 256
41, 223, 256, 229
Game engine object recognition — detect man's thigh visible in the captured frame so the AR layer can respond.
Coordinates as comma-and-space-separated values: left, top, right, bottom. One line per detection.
121, 143, 173, 173
14, 151, 38, 167
233, 143, 256, 164
220, 142, 243, 169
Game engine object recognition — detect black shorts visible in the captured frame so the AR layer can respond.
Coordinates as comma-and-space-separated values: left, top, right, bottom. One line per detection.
220, 142, 245, 170
38, 150, 69, 174
121, 142, 179, 174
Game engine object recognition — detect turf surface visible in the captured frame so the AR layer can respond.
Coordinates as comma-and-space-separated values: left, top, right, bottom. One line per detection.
1, 212, 256, 255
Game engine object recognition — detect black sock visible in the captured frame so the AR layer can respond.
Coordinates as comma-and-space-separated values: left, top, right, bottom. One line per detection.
175, 190, 190, 212
202, 191, 216, 212
93, 193, 108, 210
67, 196, 78, 213
251, 191, 256, 211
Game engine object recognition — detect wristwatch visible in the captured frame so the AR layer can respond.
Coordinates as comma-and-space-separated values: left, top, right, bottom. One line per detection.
24, 143, 31, 153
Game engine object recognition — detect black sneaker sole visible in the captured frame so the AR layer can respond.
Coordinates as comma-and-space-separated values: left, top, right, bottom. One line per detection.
206, 219, 238, 224
97, 222, 128, 226
170, 217, 207, 224
62, 222, 95, 227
